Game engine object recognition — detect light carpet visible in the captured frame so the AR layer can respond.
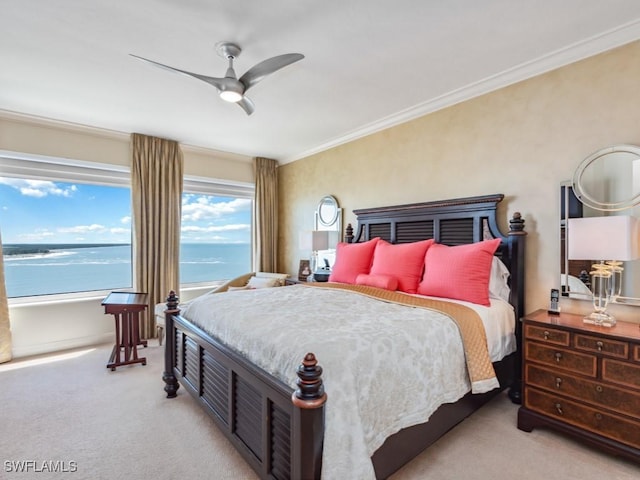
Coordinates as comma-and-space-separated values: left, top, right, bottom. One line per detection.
0, 342, 638, 480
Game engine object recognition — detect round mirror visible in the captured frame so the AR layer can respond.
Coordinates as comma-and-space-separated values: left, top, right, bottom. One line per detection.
317, 195, 340, 227
572, 145, 640, 211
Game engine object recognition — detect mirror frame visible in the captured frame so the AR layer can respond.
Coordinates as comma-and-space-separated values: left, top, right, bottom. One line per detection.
572, 144, 640, 211
315, 195, 341, 230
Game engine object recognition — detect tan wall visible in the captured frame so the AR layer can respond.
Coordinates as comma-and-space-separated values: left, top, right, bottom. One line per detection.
278, 41, 640, 321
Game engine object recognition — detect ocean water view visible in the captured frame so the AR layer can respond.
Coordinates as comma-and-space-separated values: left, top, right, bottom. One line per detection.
3, 243, 251, 298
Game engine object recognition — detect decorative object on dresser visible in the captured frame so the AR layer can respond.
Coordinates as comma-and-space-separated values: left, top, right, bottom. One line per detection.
162, 193, 527, 479
518, 309, 640, 463
567, 216, 640, 326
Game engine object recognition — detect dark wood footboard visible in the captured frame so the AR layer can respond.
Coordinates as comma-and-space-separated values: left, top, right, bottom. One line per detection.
162, 291, 326, 480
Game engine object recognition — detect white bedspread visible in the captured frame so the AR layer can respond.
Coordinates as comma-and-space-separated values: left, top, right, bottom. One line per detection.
181, 285, 514, 480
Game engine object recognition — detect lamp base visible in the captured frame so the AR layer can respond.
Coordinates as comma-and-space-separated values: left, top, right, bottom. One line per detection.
583, 312, 616, 327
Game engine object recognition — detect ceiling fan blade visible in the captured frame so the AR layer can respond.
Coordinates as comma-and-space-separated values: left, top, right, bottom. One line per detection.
129, 54, 227, 91
237, 96, 255, 116
239, 53, 304, 92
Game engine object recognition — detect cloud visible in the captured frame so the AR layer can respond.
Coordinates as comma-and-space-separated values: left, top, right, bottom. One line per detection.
182, 197, 251, 222
120, 216, 131, 224
17, 230, 56, 241
0, 177, 77, 198
181, 224, 250, 233
58, 224, 106, 234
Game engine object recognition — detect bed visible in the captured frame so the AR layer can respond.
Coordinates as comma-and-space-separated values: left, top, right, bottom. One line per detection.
162, 193, 527, 479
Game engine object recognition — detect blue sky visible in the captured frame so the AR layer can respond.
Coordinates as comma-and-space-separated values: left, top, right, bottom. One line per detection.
0, 178, 251, 244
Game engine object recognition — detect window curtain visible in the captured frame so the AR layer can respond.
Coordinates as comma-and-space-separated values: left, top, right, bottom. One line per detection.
253, 157, 278, 272
131, 133, 183, 339
0, 230, 12, 363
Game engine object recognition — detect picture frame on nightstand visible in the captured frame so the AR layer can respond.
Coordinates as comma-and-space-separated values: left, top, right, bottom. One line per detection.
298, 259, 311, 281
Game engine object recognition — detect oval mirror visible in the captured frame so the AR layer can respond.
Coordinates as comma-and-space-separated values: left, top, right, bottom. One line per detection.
572, 145, 640, 211
317, 195, 340, 227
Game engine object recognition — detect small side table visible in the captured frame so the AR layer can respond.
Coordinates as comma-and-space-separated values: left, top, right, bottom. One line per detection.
102, 292, 149, 371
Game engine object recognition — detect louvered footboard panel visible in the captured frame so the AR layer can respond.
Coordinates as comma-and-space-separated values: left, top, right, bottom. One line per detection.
184, 336, 199, 391
175, 329, 184, 372
270, 402, 292, 480
234, 376, 264, 461
201, 349, 230, 426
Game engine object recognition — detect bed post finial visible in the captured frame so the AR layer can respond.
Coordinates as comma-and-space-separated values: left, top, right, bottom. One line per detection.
292, 353, 327, 408
345, 223, 354, 243
166, 290, 179, 311
508, 212, 526, 235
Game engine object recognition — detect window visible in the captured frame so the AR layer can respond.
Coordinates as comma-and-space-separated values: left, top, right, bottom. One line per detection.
180, 177, 254, 284
0, 152, 254, 298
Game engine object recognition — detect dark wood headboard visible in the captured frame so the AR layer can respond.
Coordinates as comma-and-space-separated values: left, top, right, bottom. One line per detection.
344, 193, 526, 320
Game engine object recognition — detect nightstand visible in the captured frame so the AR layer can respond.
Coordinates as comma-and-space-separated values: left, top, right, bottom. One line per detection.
518, 309, 640, 463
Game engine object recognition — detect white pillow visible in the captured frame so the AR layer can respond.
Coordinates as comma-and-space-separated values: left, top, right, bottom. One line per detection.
255, 271, 288, 286
489, 256, 511, 302
247, 276, 281, 289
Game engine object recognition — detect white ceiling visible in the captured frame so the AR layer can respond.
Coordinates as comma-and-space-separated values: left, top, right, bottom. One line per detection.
2, 1, 640, 164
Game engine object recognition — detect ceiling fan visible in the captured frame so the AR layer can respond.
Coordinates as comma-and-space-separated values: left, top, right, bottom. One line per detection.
130, 42, 304, 115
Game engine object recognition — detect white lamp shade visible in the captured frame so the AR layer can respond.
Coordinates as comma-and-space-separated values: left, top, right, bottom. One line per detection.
311, 230, 330, 251
568, 216, 640, 261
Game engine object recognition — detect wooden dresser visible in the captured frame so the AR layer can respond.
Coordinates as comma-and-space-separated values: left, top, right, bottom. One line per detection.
518, 309, 640, 463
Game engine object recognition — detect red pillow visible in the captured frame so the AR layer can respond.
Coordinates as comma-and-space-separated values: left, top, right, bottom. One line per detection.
355, 273, 399, 291
370, 239, 435, 293
417, 238, 501, 306
328, 238, 380, 284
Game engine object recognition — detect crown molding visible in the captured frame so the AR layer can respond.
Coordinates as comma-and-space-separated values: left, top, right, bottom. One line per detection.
282, 19, 640, 165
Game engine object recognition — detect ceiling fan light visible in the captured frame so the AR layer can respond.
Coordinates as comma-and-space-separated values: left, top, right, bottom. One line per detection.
220, 89, 243, 103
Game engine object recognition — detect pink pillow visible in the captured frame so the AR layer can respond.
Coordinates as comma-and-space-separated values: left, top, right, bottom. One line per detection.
417, 238, 501, 306
370, 239, 434, 294
328, 238, 380, 284
355, 273, 399, 291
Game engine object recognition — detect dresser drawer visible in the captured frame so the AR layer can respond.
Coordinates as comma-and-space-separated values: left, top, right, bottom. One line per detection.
574, 333, 628, 359
525, 387, 640, 450
524, 324, 569, 346
525, 364, 640, 418
525, 342, 597, 377
603, 358, 640, 391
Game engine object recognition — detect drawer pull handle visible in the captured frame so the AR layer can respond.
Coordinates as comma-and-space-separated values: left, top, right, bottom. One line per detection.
555, 377, 563, 389
555, 403, 563, 415
595, 413, 603, 421
554, 352, 563, 363
543, 330, 550, 340
596, 341, 604, 351
595, 385, 603, 393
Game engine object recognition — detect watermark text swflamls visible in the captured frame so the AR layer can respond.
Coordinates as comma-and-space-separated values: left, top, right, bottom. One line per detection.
4, 460, 78, 473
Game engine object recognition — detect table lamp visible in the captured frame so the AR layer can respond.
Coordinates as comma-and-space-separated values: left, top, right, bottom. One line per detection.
568, 215, 640, 326
311, 230, 330, 275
